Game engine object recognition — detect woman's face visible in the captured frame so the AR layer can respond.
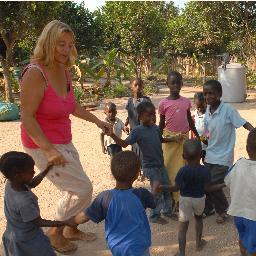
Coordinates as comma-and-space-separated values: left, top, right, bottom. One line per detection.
54, 32, 74, 65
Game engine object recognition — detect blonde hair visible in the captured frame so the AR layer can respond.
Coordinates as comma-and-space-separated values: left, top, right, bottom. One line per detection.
31, 20, 77, 67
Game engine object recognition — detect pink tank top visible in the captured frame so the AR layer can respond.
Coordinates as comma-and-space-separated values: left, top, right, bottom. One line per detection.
20, 64, 76, 148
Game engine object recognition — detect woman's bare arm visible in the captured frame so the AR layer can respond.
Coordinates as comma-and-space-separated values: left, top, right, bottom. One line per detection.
20, 68, 66, 165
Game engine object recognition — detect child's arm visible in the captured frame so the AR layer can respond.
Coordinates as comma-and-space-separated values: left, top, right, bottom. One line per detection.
204, 183, 226, 192
243, 122, 254, 131
159, 114, 165, 136
187, 110, 200, 139
32, 216, 76, 227
160, 182, 180, 192
110, 133, 129, 148
28, 165, 53, 188
72, 211, 90, 225
100, 133, 106, 154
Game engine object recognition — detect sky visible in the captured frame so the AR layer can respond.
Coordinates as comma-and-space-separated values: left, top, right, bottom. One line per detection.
77, 0, 189, 11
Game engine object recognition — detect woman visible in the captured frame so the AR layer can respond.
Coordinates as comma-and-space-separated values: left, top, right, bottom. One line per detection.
20, 20, 111, 253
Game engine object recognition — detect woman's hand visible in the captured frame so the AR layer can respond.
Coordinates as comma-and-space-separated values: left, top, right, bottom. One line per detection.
45, 148, 68, 166
96, 120, 113, 136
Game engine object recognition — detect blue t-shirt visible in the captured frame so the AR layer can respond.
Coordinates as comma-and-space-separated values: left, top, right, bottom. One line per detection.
125, 124, 164, 169
85, 188, 156, 256
175, 164, 211, 198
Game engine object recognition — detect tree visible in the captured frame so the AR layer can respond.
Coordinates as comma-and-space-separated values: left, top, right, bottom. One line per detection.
0, 2, 62, 102
99, 1, 177, 78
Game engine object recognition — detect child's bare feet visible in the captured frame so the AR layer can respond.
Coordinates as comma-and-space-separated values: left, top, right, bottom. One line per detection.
149, 216, 168, 225
196, 239, 207, 251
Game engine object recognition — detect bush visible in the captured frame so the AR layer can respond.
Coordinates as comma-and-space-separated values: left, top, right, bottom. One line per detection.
73, 85, 84, 103
143, 81, 159, 96
104, 83, 129, 98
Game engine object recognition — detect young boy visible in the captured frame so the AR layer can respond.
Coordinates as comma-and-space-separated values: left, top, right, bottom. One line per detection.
110, 101, 182, 224
125, 78, 151, 163
161, 139, 225, 256
224, 128, 256, 256
72, 151, 156, 256
203, 80, 254, 223
100, 102, 128, 157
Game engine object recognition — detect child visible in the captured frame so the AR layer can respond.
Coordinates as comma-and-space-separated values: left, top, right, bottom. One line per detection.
224, 128, 256, 256
193, 92, 207, 162
125, 78, 151, 160
161, 139, 225, 256
159, 71, 200, 208
110, 101, 182, 224
0, 151, 75, 256
72, 151, 156, 256
100, 102, 128, 157
203, 80, 254, 223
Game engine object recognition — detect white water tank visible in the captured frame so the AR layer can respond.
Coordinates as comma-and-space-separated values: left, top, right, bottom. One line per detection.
218, 63, 246, 103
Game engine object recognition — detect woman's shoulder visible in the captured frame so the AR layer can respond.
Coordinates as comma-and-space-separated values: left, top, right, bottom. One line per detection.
21, 63, 47, 84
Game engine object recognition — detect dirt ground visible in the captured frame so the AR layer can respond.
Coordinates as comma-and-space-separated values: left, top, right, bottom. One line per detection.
0, 85, 256, 256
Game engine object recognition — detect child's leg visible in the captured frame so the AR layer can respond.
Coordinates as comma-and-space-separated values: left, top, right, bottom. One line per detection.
143, 168, 163, 221
177, 221, 189, 256
161, 167, 172, 216
194, 214, 207, 250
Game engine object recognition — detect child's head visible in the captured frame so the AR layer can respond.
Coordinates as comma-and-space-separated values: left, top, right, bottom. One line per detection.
0, 151, 35, 184
183, 139, 202, 162
246, 128, 256, 159
167, 71, 183, 97
194, 92, 206, 113
203, 80, 222, 106
137, 101, 156, 126
130, 78, 143, 97
111, 151, 140, 184
104, 102, 117, 121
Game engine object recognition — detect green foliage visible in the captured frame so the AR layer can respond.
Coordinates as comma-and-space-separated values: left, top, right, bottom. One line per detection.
73, 85, 84, 103
104, 83, 129, 98
143, 81, 159, 96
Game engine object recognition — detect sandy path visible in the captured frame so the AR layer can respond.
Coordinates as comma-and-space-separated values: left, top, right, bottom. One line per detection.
0, 86, 255, 256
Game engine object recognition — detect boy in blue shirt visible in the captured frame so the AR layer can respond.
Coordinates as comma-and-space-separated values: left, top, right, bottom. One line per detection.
161, 139, 225, 256
71, 151, 157, 256
109, 101, 182, 224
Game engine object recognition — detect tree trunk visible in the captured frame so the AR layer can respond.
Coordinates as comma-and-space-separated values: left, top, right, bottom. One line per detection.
1, 56, 14, 103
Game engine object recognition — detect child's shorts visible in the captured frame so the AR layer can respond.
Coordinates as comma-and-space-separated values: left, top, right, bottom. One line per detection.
179, 196, 205, 222
234, 216, 256, 254
107, 144, 122, 156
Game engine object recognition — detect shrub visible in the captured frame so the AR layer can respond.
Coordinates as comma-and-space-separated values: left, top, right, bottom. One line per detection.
104, 83, 129, 98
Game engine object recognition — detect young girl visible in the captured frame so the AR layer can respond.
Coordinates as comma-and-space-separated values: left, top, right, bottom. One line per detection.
193, 92, 207, 162
125, 78, 151, 161
159, 71, 199, 209
203, 80, 254, 223
0, 151, 75, 255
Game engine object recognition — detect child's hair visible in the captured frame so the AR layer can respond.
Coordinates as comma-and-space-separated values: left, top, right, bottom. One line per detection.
130, 78, 143, 87
137, 101, 155, 118
0, 151, 35, 180
183, 139, 202, 161
105, 102, 116, 111
167, 71, 182, 85
247, 128, 256, 155
111, 151, 140, 182
194, 92, 205, 103
204, 80, 222, 96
